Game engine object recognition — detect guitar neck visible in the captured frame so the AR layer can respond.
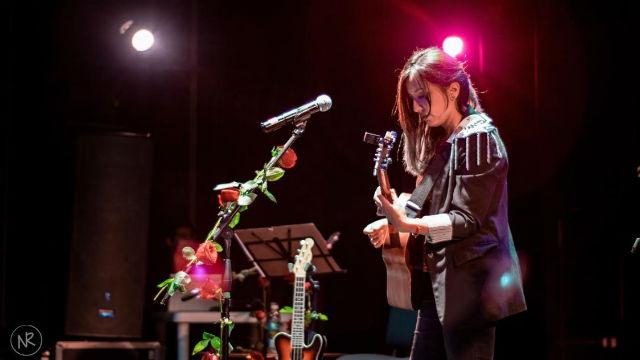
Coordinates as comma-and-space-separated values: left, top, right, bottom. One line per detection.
291, 275, 306, 349
377, 169, 401, 246
377, 169, 393, 202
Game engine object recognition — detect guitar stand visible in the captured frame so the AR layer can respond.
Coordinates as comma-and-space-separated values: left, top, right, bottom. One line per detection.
306, 264, 321, 343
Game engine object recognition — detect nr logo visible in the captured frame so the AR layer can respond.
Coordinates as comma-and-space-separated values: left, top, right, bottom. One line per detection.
9, 325, 43, 357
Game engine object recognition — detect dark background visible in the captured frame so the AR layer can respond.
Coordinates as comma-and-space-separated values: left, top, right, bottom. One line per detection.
4, 0, 639, 359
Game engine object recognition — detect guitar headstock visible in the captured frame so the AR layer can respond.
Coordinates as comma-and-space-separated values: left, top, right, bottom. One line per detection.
363, 131, 397, 177
292, 238, 315, 277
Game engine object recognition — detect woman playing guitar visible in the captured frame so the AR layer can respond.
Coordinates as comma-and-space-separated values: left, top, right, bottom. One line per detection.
363, 46, 527, 360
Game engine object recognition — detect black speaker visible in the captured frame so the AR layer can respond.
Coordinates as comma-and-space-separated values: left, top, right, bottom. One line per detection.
556, 209, 624, 359
65, 132, 153, 337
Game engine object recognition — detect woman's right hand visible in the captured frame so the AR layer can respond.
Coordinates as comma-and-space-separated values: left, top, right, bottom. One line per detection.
363, 218, 389, 249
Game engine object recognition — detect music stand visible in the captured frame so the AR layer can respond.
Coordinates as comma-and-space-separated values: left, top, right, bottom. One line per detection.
233, 223, 342, 278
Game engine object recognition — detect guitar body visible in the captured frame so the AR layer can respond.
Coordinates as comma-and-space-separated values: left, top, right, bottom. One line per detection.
274, 332, 327, 360
275, 239, 327, 360
381, 245, 413, 310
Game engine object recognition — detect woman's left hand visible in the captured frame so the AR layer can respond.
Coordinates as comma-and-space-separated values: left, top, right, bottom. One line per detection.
375, 191, 411, 233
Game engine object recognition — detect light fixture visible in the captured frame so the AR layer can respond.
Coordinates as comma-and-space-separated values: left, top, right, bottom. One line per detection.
443, 36, 464, 58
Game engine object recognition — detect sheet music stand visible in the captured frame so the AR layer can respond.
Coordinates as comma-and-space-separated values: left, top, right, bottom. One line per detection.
233, 223, 342, 278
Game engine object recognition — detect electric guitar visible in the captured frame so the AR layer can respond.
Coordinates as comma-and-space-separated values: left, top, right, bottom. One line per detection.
274, 238, 327, 360
364, 131, 414, 310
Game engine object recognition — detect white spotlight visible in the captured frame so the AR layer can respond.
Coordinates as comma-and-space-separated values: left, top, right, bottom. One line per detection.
443, 36, 464, 57
131, 29, 155, 52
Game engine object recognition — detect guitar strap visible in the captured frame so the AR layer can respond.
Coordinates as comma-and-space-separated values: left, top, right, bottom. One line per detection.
404, 142, 452, 309
405, 141, 452, 219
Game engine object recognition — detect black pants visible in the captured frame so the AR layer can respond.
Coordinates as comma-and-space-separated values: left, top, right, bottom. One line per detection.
409, 280, 495, 360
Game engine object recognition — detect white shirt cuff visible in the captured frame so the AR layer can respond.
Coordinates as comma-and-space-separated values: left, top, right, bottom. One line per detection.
397, 193, 411, 209
423, 214, 453, 243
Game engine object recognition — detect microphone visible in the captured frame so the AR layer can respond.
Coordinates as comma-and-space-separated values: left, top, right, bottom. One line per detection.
260, 95, 332, 133
632, 238, 640, 254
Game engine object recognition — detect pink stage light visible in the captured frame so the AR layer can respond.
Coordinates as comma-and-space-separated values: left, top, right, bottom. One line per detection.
443, 36, 464, 57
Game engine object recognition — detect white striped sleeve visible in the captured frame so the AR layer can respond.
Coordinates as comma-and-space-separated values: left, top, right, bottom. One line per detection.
422, 214, 453, 243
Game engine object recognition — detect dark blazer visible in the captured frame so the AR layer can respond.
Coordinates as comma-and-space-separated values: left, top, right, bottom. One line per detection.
409, 113, 527, 330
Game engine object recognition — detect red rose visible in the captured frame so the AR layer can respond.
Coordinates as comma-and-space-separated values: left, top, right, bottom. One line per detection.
276, 146, 297, 169
201, 352, 218, 360
196, 241, 218, 265
200, 278, 222, 301
218, 188, 240, 207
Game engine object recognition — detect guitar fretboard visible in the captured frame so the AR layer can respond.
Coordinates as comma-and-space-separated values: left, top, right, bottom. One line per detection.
291, 275, 306, 350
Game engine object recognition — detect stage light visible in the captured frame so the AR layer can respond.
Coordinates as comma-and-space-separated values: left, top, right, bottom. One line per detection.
131, 29, 155, 52
443, 36, 464, 57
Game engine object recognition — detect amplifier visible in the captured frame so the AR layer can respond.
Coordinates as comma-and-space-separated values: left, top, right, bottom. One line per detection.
55, 341, 162, 360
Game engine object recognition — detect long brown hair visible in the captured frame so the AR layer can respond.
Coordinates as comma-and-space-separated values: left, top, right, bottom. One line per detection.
395, 47, 483, 176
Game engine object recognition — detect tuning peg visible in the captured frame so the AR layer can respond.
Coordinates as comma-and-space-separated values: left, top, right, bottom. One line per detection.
288, 263, 294, 272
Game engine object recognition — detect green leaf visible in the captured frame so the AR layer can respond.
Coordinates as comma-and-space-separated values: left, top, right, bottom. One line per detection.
271, 147, 279, 157
212, 242, 223, 252
156, 277, 173, 288
261, 188, 277, 203
202, 332, 216, 340
305, 311, 329, 322
229, 212, 241, 228
220, 318, 235, 334
192, 339, 209, 355
239, 205, 249, 213
182, 246, 196, 261
279, 306, 293, 314
241, 180, 259, 192
168, 282, 177, 296
211, 336, 222, 353
266, 167, 285, 182
237, 193, 257, 206
213, 181, 241, 191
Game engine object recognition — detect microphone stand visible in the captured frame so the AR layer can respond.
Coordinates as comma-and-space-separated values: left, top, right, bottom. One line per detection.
212, 120, 308, 360
220, 228, 233, 360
